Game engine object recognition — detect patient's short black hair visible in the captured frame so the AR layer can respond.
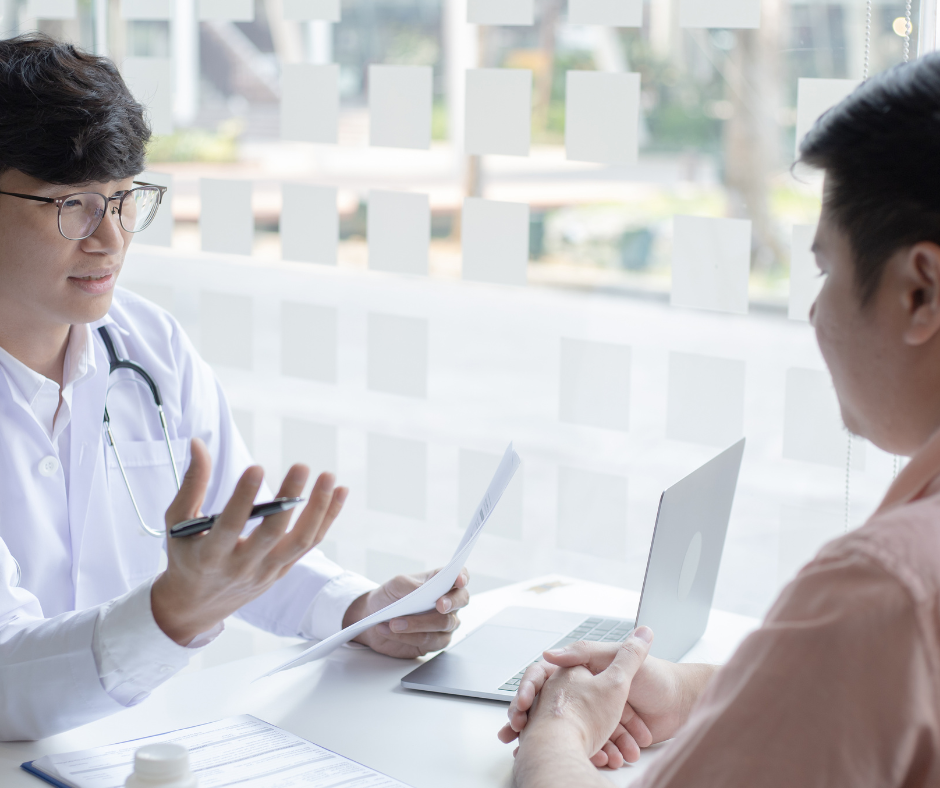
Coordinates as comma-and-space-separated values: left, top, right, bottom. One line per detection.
0, 33, 150, 186
799, 54, 940, 306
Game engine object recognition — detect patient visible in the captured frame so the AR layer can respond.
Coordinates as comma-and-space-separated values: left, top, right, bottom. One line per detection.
499, 53, 940, 787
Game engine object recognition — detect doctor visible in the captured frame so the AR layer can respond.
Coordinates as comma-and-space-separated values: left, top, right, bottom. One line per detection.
0, 34, 469, 742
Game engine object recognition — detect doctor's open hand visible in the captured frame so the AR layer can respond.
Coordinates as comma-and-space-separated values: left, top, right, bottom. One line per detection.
151, 438, 347, 646
342, 568, 470, 659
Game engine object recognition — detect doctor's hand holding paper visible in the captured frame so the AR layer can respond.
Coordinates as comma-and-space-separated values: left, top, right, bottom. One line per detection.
154, 438, 469, 656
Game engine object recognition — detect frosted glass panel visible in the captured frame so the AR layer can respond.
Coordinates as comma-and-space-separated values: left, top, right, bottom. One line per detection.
369, 65, 432, 150
568, 0, 642, 26
565, 72, 640, 165
795, 79, 861, 156
465, 69, 532, 157
200, 292, 253, 370
671, 215, 750, 315
281, 184, 338, 265
366, 550, 424, 585
783, 368, 848, 467
281, 64, 338, 144
367, 434, 427, 520
778, 505, 842, 587
458, 449, 523, 540
122, 58, 173, 136
468, 0, 534, 25
559, 338, 631, 432
283, 0, 340, 21
231, 409, 254, 455
199, 0, 253, 20
679, 0, 760, 28
27, 0, 75, 18
666, 352, 745, 447
200, 180, 253, 256
461, 198, 529, 286
281, 418, 338, 479
121, 0, 170, 19
281, 302, 337, 384
557, 467, 628, 561
367, 191, 429, 275
789, 224, 822, 322
367, 313, 428, 398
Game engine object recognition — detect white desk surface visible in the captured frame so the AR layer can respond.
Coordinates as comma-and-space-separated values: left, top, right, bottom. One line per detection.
1, 576, 759, 788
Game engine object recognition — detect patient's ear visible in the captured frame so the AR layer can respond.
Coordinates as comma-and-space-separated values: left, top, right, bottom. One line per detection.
899, 242, 940, 346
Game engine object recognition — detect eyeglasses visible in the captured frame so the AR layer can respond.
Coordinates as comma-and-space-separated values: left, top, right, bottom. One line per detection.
0, 181, 167, 241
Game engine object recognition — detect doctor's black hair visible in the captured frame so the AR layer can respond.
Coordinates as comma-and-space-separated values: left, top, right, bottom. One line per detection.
0, 33, 150, 186
798, 52, 940, 307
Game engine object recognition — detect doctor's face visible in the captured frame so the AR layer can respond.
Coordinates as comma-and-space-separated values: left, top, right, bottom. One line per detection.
0, 168, 135, 331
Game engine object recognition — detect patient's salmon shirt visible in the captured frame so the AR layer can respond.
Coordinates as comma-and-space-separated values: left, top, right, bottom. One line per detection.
639, 430, 940, 787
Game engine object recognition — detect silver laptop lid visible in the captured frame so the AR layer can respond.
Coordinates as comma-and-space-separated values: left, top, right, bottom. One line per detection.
635, 438, 746, 661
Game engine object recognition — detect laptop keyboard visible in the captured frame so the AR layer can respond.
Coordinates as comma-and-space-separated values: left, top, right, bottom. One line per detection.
497, 616, 633, 692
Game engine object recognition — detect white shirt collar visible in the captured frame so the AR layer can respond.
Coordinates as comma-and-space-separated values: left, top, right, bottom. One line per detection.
0, 324, 98, 439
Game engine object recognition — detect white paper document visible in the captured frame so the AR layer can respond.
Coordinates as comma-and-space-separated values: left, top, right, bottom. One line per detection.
262, 443, 522, 677
27, 715, 409, 788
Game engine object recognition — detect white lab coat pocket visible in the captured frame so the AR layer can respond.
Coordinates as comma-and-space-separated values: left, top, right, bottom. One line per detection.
105, 437, 188, 584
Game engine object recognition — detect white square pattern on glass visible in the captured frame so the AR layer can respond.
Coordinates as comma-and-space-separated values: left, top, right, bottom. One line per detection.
468, 0, 534, 25
128, 283, 174, 313
671, 215, 751, 315
777, 505, 842, 588
198, 0, 253, 20
281, 418, 338, 478
794, 78, 862, 156
281, 64, 338, 144
789, 224, 822, 322
566, 71, 640, 165
26, 0, 75, 18
568, 0, 642, 26
465, 69, 532, 157
200, 179, 253, 256
122, 58, 173, 136
559, 338, 631, 432
458, 449, 523, 540
231, 409, 255, 455
281, 302, 337, 384
367, 433, 427, 520
679, 0, 760, 28
666, 352, 745, 447
199, 292, 253, 370
783, 367, 848, 467
366, 550, 425, 585
368, 191, 430, 275
367, 313, 428, 398
283, 0, 340, 21
121, 0, 170, 19
557, 467, 628, 561
369, 65, 432, 150
281, 184, 338, 265
461, 198, 529, 286
134, 171, 172, 248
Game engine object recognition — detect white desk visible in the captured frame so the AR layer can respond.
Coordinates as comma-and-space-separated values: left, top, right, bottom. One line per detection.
0, 576, 759, 788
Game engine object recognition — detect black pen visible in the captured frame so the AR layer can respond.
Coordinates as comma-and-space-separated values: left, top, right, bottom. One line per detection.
169, 497, 306, 538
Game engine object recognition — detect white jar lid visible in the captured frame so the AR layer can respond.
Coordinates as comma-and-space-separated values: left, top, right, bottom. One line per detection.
133, 743, 191, 781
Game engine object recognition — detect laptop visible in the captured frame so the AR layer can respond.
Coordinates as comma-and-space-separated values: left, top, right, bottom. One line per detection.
401, 438, 745, 702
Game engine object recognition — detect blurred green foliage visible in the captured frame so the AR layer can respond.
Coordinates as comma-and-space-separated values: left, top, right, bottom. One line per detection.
146, 119, 243, 163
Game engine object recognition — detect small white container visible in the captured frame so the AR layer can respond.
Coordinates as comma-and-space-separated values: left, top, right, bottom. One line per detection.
125, 743, 198, 788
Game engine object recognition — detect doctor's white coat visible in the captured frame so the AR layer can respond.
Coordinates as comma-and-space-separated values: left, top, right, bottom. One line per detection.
0, 289, 373, 740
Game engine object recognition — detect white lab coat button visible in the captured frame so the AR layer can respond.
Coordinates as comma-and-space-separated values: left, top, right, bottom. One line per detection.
159, 664, 173, 674
38, 456, 59, 477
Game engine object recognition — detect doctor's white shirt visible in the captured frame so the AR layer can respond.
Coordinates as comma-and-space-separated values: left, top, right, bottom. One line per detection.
0, 288, 376, 741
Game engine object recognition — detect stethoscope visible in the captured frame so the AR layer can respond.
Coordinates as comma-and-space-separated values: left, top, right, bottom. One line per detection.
98, 326, 181, 537
8, 329, 181, 588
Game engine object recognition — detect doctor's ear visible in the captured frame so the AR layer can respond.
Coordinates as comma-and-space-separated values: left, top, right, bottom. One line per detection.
165, 439, 212, 527
898, 242, 940, 346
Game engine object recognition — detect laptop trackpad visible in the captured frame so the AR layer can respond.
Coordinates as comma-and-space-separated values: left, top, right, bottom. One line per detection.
402, 624, 553, 693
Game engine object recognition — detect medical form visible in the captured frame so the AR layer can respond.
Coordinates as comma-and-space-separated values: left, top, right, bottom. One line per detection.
23, 715, 410, 788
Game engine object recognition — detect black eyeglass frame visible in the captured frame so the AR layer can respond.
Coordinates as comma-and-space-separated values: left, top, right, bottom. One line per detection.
0, 180, 168, 240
